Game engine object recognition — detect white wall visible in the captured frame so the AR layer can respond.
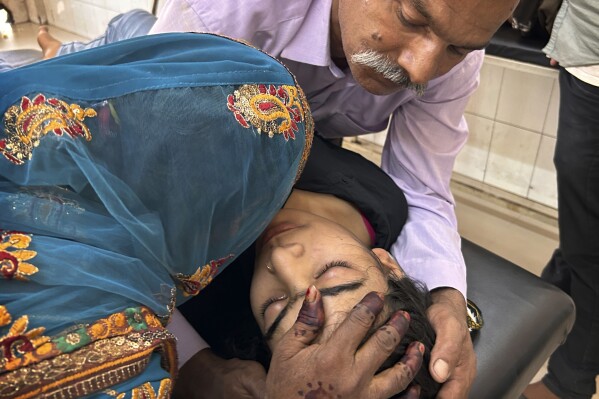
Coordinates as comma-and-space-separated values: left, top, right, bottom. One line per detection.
42, 0, 155, 39
456, 56, 559, 209
361, 55, 559, 210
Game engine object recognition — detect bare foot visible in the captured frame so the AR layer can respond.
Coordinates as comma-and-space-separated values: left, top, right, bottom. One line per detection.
522, 381, 561, 399
37, 26, 61, 59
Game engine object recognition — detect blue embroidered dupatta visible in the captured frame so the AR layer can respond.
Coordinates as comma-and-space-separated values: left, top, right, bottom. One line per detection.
0, 33, 313, 398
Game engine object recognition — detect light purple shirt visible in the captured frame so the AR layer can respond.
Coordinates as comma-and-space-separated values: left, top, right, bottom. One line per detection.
152, 0, 484, 299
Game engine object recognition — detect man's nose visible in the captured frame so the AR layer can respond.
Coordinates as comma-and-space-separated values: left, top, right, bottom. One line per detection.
397, 36, 444, 85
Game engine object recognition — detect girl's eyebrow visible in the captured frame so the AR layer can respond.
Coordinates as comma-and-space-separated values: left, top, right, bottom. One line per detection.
264, 279, 366, 341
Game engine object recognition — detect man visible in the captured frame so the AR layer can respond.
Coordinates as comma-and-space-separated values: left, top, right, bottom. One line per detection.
523, 0, 599, 398
151, 0, 519, 397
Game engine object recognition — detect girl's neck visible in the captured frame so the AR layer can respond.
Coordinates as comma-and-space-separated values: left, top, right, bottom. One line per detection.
284, 189, 371, 246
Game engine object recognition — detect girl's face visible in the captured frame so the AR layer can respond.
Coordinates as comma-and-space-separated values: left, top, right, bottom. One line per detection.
250, 208, 404, 351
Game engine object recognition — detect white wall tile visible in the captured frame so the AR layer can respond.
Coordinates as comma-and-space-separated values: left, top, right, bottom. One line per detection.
496, 68, 554, 133
465, 61, 504, 119
528, 136, 558, 208
130, 0, 151, 10
484, 122, 541, 197
43, 0, 153, 37
52, 0, 74, 32
42, 0, 56, 24
543, 78, 560, 138
69, 0, 92, 38
454, 113, 494, 181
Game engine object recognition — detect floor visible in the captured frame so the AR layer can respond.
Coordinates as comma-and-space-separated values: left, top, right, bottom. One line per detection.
0, 22, 87, 51
2, 21, 598, 399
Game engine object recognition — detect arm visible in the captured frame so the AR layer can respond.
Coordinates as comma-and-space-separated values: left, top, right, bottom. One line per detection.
168, 308, 210, 368
384, 51, 484, 299
383, 51, 484, 398
169, 309, 267, 399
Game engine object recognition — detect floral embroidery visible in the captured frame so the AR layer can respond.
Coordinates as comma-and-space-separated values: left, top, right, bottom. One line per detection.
0, 306, 163, 374
0, 328, 176, 399
0, 230, 38, 281
176, 254, 235, 296
1, 93, 97, 165
129, 379, 173, 399
227, 84, 305, 141
0, 306, 51, 372
294, 85, 314, 182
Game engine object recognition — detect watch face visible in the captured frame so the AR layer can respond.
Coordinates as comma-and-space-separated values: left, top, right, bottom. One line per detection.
467, 299, 484, 332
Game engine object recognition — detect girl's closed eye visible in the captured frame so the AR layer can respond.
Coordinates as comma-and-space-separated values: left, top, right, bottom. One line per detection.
261, 261, 352, 317
315, 260, 351, 278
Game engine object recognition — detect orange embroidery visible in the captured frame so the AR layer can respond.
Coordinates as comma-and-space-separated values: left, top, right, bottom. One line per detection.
227, 84, 305, 141
176, 254, 234, 296
1, 94, 96, 165
0, 307, 164, 374
0, 231, 38, 281
0, 306, 51, 371
130, 379, 173, 399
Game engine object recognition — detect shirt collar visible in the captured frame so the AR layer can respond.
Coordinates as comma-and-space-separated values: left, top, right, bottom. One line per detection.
279, 0, 346, 78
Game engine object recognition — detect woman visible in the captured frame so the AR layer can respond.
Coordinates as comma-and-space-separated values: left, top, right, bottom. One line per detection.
0, 33, 423, 399
179, 135, 440, 398
0, 32, 313, 398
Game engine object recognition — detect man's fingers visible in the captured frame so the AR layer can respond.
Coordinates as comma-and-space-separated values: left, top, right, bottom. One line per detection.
434, 338, 476, 399
356, 310, 410, 374
427, 289, 469, 383
329, 291, 384, 350
368, 341, 424, 398
275, 285, 324, 357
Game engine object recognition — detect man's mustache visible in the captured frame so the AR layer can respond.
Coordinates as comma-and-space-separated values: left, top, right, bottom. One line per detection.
350, 50, 427, 96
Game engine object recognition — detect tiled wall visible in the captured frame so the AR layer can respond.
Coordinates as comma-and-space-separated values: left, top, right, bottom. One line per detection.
456, 56, 559, 209
42, 0, 157, 39
361, 55, 560, 210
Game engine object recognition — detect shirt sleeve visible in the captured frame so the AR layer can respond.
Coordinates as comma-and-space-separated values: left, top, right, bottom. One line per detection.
168, 308, 210, 368
151, 0, 210, 34
384, 51, 484, 300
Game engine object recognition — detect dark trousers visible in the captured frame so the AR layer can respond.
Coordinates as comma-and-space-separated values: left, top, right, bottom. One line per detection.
542, 68, 599, 399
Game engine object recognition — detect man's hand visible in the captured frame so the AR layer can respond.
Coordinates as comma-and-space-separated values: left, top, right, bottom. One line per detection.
173, 348, 266, 399
266, 286, 423, 399
427, 288, 476, 398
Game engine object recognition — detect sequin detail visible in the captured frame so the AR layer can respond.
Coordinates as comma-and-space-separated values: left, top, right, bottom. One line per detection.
1, 94, 97, 165
0, 308, 176, 399
0, 307, 164, 374
0, 231, 38, 281
105, 378, 172, 399
227, 84, 305, 141
176, 254, 234, 296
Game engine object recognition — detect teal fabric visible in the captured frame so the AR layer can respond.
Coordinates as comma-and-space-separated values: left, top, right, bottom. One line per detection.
0, 33, 311, 397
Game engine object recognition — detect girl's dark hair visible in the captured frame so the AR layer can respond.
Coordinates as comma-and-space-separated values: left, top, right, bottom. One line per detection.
380, 274, 440, 398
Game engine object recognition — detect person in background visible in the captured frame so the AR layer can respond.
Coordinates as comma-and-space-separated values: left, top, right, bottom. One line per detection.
37, 9, 156, 59
150, 0, 519, 397
0, 9, 155, 71
523, 1, 599, 398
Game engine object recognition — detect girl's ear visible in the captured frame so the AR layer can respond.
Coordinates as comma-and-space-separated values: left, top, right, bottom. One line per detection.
371, 248, 405, 276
